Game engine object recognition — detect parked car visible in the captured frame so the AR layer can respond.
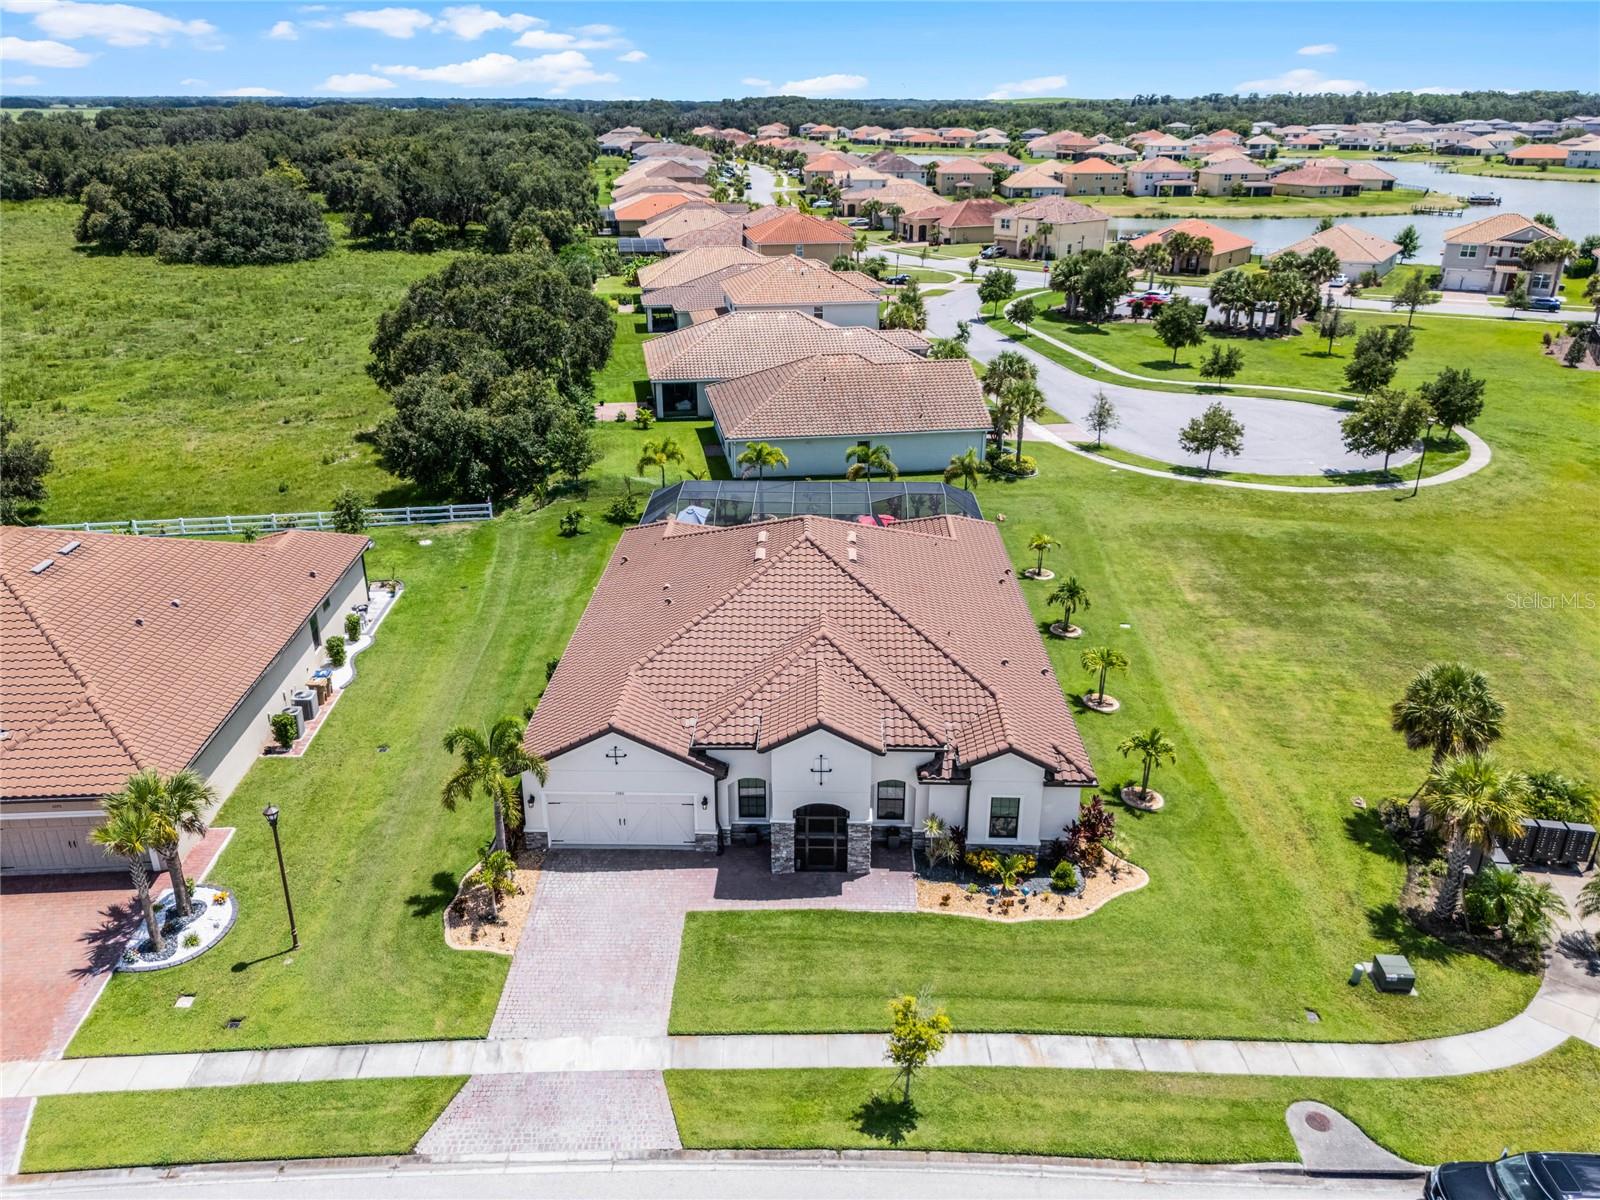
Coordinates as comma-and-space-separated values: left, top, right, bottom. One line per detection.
980, 245, 1004, 259
1428, 1152, 1600, 1200
1328, 273, 1349, 288
848, 217, 870, 228
885, 273, 911, 285
1528, 296, 1563, 312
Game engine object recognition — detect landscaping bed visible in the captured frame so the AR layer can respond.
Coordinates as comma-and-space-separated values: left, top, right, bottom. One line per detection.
117, 885, 237, 973
915, 854, 1145, 922
444, 847, 542, 956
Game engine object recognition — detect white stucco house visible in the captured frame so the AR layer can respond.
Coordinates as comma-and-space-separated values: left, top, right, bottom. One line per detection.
1, 527, 371, 874
522, 515, 1095, 873
1440, 213, 1566, 296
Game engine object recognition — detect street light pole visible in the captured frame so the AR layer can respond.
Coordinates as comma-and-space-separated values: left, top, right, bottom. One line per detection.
262, 805, 299, 950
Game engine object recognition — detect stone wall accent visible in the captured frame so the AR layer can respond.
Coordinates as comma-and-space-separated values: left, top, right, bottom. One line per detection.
693, 833, 718, 853
847, 822, 872, 874
523, 830, 550, 851
769, 821, 795, 874
730, 823, 768, 845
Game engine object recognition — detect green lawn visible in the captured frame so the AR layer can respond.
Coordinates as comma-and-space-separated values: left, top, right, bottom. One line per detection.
1356, 263, 1439, 297
1442, 157, 1600, 181
670, 308, 1596, 1041
2, 201, 454, 521
70, 424, 713, 1058
594, 311, 652, 409
1076, 435, 1472, 488
594, 154, 628, 206
21, 1078, 465, 1173
667, 1041, 1600, 1166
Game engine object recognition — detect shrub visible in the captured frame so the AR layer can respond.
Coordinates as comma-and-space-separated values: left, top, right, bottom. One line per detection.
269, 711, 298, 750
182, 932, 201, 949
325, 635, 347, 668
1051, 861, 1079, 892
604, 495, 638, 525
991, 453, 1037, 477
1060, 797, 1116, 867
613, 409, 629, 423
634, 407, 655, 429
964, 850, 1035, 879
344, 612, 362, 642
558, 507, 585, 537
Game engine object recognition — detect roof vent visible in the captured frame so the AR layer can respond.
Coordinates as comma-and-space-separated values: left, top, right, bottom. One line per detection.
662, 582, 671, 590
30, 559, 52, 574
1000, 658, 1010, 667
846, 531, 857, 543
170, 599, 181, 608
847, 547, 858, 563
756, 531, 768, 543
753, 547, 766, 561
135, 617, 145, 627
58, 540, 81, 555
309, 570, 317, 579
619, 555, 629, 564
663, 596, 673, 605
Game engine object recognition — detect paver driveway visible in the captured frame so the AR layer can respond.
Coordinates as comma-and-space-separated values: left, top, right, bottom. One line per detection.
491, 844, 915, 1040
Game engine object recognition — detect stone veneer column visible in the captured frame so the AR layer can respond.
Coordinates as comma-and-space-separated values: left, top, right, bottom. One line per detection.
523, 831, 549, 851
846, 822, 872, 874
769, 821, 795, 874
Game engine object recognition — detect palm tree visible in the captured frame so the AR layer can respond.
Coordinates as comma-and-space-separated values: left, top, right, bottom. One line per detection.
1586, 274, 1600, 327
1026, 531, 1059, 576
1032, 221, 1054, 261
92, 801, 167, 953
1001, 378, 1047, 460
943, 447, 981, 490
1391, 662, 1505, 794
1118, 726, 1177, 800
860, 198, 883, 228
1080, 645, 1128, 705
1165, 231, 1195, 275
736, 441, 789, 480
1420, 753, 1531, 920
442, 717, 547, 853
1465, 867, 1568, 947
109, 769, 216, 918
1579, 875, 1600, 920
637, 437, 685, 488
1303, 246, 1341, 287
1048, 576, 1089, 634
477, 848, 519, 923
844, 442, 899, 482
995, 853, 1031, 893
853, 232, 868, 264
981, 350, 1035, 404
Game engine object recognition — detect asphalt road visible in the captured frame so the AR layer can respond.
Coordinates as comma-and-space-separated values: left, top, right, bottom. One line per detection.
744, 162, 780, 206
6, 1156, 1425, 1199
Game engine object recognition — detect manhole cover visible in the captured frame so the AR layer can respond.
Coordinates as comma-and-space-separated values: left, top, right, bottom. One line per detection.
225, 1017, 244, 1029
1305, 1111, 1333, 1133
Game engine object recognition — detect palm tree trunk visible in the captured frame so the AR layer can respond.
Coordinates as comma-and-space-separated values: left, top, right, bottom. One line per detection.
1141, 758, 1153, 796
1434, 832, 1472, 921
1097, 666, 1108, 702
131, 858, 163, 952
492, 797, 507, 854
163, 845, 191, 917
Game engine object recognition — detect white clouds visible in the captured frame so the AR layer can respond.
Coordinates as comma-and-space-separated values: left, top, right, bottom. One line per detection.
575, 23, 617, 36
513, 28, 622, 50
616, 49, 646, 63
6, 73, 41, 84
778, 72, 867, 96
741, 76, 772, 89
319, 71, 396, 92
267, 20, 297, 40
434, 5, 545, 39
1, 0, 215, 47
343, 7, 434, 38
1413, 86, 1464, 95
376, 49, 617, 92
984, 73, 1066, 100
1297, 43, 1338, 56
1234, 67, 1367, 95
219, 85, 283, 96
0, 34, 92, 67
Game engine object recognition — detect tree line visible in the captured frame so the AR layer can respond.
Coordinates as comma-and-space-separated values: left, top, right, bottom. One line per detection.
2, 104, 600, 265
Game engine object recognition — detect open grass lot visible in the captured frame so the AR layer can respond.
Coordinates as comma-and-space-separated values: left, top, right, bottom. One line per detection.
1076, 435, 1471, 488
667, 1041, 1600, 1165
1025, 296, 1573, 402
21, 1078, 465, 1173
69, 422, 714, 1058
1441, 158, 1600, 181
2, 201, 452, 521
671, 305, 1597, 1040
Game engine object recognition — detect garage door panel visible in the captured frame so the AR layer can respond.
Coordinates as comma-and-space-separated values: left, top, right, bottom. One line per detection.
544, 793, 695, 847
1, 817, 116, 874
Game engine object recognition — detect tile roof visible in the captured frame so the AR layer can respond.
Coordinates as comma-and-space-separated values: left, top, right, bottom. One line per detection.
638, 204, 746, 242
1505, 144, 1569, 160
708, 353, 990, 440
902, 198, 1010, 229
803, 150, 865, 173
742, 211, 854, 247
935, 159, 991, 176
1009, 197, 1111, 224
1270, 165, 1356, 186
841, 180, 941, 207
1129, 219, 1253, 255
524, 517, 1094, 785
1, 527, 369, 800
977, 151, 1022, 167
640, 263, 758, 315
643, 311, 924, 382
1059, 157, 1125, 175
1273, 223, 1401, 263
637, 246, 765, 289
1340, 160, 1397, 181
1092, 143, 1137, 158
613, 193, 694, 222
865, 152, 922, 174
1001, 163, 1069, 190
721, 257, 883, 307
1128, 157, 1193, 174
1442, 212, 1559, 245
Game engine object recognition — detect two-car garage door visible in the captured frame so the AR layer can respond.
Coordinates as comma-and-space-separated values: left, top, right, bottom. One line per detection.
1, 815, 117, 874
545, 792, 697, 848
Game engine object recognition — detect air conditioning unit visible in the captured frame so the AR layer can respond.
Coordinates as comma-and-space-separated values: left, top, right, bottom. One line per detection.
1371, 954, 1415, 994
291, 689, 318, 722
278, 706, 304, 739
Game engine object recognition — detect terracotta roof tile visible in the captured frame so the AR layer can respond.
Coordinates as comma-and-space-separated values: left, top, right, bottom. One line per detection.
637, 247, 765, 288
720, 257, 883, 306
1441, 212, 1559, 245
643, 311, 923, 381
1009, 197, 1110, 224
1273, 223, 1400, 263
742, 211, 854, 247
1129, 218, 1253, 255
524, 518, 1094, 785
1, 527, 369, 800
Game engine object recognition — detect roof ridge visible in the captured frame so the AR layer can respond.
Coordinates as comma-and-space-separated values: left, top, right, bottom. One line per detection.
83, 688, 149, 774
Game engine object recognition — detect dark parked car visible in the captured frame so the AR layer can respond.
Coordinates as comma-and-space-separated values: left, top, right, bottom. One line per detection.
1428, 1153, 1600, 1200
1527, 296, 1563, 312
885, 273, 911, 285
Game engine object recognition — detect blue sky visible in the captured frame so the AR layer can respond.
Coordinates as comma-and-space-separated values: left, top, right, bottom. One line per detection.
2, 1, 1596, 100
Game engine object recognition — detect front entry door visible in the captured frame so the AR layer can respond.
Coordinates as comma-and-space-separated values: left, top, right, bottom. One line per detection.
794, 804, 848, 871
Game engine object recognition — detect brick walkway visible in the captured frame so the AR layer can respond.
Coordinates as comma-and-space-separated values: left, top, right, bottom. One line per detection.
490, 845, 914, 1040
416, 1072, 681, 1158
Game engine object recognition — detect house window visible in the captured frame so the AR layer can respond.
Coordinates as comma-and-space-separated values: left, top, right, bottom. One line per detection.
737, 778, 767, 820
988, 797, 1020, 839
999, 218, 1011, 231
1531, 274, 1551, 292
876, 781, 906, 822
813, 307, 825, 319
1460, 245, 1478, 259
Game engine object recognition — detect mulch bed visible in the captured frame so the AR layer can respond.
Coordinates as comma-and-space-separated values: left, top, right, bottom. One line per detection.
915, 855, 1147, 922
444, 848, 542, 956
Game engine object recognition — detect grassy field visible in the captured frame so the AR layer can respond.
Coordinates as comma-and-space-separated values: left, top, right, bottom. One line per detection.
594, 154, 628, 206
21, 1078, 465, 1173
670, 301, 1596, 1041
1440, 158, 1600, 181
667, 1041, 1600, 1166
2, 200, 449, 521
1075, 435, 1472, 488
70, 422, 715, 1058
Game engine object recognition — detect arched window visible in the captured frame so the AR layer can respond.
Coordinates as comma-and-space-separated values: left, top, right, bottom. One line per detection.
737, 778, 767, 820
876, 780, 906, 822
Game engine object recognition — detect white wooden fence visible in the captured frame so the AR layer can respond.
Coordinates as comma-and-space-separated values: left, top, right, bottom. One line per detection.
43, 502, 494, 538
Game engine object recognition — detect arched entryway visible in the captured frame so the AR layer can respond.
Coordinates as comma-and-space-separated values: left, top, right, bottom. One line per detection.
794, 803, 849, 871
